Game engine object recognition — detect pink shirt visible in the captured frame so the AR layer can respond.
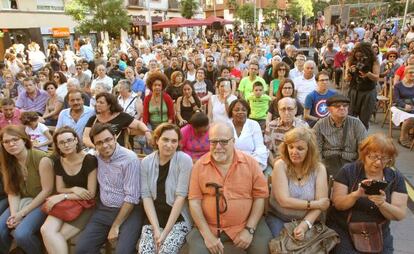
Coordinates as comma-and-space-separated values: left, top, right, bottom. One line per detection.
0, 108, 21, 128
180, 124, 210, 161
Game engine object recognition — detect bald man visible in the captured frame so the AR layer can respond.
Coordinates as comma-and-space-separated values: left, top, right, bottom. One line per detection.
186, 122, 272, 254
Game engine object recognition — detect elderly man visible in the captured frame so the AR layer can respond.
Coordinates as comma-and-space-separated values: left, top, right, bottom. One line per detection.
265, 97, 308, 167
76, 123, 143, 254
186, 122, 272, 254
0, 98, 21, 128
56, 89, 95, 138
282, 45, 297, 69
15, 77, 49, 115
294, 60, 317, 105
91, 64, 114, 94
313, 94, 367, 177
135, 57, 148, 78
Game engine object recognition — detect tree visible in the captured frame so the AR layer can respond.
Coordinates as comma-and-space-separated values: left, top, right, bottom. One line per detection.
287, 0, 313, 22
235, 3, 255, 24
262, 0, 280, 24
65, 0, 130, 37
180, 0, 199, 19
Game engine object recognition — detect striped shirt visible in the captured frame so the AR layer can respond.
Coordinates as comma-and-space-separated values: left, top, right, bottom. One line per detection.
313, 115, 367, 162
97, 144, 141, 208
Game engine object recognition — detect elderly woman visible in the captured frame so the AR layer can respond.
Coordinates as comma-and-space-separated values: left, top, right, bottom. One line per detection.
125, 66, 145, 100
268, 62, 290, 100
0, 125, 54, 254
40, 127, 97, 254
180, 111, 210, 162
392, 65, 414, 148
327, 133, 408, 253
208, 77, 237, 123
265, 127, 329, 238
117, 79, 142, 120
143, 72, 175, 130
83, 92, 152, 148
42, 81, 64, 126
228, 99, 269, 170
138, 123, 193, 254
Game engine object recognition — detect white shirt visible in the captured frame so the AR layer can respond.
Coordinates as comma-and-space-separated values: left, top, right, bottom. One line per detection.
289, 67, 303, 80
56, 83, 68, 100
26, 122, 49, 151
294, 75, 317, 105
91, 75, 114, 93
231, 119, 269, 169
210, 94, 237, 123
118, 93, 139, 118
142, 53, 155, 66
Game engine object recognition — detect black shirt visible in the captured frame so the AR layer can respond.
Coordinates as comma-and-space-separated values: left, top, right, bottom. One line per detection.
54, 154, 97, 189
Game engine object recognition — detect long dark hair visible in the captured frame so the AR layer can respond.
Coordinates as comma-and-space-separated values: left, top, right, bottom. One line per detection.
0, 125, 32, 195
347, 42, 377, 67
95, 92, 124, 113
181, 81, 201, 107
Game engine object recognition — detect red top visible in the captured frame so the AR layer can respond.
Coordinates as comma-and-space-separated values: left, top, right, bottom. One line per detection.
395, 65, 406, 80
334, 51, 348, 68
142, 92, 175, 125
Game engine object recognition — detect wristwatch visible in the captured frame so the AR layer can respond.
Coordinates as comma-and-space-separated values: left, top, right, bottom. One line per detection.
64, 194, 68, 200
245, 226, 255, 235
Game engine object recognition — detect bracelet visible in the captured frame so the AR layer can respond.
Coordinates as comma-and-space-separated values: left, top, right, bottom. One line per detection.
303, 219, 313, 229
307, 200, 311, 210
145, 129, 151, 133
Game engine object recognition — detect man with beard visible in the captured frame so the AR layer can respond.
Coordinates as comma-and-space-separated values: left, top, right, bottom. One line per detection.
56, 89, 95, 138
186, 122, 272, 254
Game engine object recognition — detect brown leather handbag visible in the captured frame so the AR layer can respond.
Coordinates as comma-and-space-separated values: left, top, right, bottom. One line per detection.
347, 215, 384, 253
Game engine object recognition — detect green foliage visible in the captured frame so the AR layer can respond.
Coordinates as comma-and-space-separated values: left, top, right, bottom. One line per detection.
312, 0, 329, 16
227, 0, 239, 10
180, 0, 199, 19
65, 0, 130, 36
262, 0, 280, 24
287, 0, 313, 22
235, 3, 255, 24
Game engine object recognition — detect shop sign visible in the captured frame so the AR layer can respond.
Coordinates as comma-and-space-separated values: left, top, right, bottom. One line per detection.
52, 27, 70, 38
132, 15, 148, 26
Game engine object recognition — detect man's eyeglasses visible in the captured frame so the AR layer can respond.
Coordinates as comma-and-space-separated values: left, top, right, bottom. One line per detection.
209, 138, 233, 146
95, 137, 114, 147
207, 60, 214, 62
1, 137, 21, 145
330, 103, 349, 108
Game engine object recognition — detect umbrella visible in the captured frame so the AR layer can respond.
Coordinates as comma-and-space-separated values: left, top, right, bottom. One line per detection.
152, 17, 206, 29
204, 16, 233, 25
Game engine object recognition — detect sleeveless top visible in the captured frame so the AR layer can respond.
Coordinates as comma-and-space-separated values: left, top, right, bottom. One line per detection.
269, 171, 317, 221
20, 149, 47, 198
149, 100, 168, 128
180, 98, 195, 122
211, 94, 236, 123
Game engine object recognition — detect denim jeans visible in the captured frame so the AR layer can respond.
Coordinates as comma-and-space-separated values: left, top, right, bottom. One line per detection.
265, 214, 289, 237
0, 207, 47, 254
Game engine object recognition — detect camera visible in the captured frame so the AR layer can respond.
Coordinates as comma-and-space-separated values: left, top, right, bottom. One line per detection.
355, 61, 370, 73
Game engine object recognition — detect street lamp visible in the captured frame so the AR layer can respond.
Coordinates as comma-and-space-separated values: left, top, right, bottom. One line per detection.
147, 0, 153, 42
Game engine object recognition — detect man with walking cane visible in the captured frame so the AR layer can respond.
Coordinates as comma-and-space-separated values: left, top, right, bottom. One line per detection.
185, 122, 272, 254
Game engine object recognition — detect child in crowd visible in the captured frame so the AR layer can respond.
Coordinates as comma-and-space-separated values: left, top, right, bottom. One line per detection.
20, 111, 53, 151
247, 81, 271, 130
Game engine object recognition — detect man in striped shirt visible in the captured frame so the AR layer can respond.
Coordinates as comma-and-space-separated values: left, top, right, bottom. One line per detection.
313, 94, 367, 177
76, 123, 143, 254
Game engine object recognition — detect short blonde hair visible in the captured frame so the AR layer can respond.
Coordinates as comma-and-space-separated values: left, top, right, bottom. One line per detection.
279, 127, 321, 178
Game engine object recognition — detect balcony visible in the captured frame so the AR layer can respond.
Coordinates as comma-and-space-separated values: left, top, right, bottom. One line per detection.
168, 0, 179, 10
128, 0, 146, 8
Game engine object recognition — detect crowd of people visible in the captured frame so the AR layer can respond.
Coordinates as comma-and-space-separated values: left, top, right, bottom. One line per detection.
0, 13, 413, 254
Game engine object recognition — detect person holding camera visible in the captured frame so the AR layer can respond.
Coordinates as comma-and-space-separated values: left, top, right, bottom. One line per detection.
345, 42, 380, 129
327, 133, 408, 254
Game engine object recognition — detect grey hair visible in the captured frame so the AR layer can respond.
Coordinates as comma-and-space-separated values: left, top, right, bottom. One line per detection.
117, 79, 132, 92
209, 121, 235, 138
67, 78, 80, 87
95, 82, 111, 92
278, 97, 296, 109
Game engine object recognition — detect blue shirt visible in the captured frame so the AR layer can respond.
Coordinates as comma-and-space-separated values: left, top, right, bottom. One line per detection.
304, 89, 336, 118
131, 78, 146, 99
79, 44, 94, 62
15, 89, 49, 114
56, 106, 95, 138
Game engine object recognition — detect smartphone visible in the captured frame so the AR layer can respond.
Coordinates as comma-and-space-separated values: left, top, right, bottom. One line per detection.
361, 180, 388, 195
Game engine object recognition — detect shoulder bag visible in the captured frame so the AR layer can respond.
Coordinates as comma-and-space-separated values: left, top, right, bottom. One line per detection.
41, 199, 95, 222
269, 221, 340, 254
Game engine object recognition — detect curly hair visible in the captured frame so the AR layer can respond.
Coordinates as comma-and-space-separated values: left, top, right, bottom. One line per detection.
146, 72, 170, 91
170, 71, 183, 86
347, 42, 377, 66
227, 99, 251, 118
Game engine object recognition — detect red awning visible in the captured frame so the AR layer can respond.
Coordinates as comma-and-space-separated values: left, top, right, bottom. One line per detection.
203, 16, 233, 25
152, 17, 207, 29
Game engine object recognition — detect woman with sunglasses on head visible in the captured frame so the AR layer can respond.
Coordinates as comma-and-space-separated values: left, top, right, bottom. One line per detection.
0, 125, 54, 254
42, 81, 64, 126
268, 62, 290, 100
138, 123, 193, 254
40, 126, 97, 254
327, 133, 408, 254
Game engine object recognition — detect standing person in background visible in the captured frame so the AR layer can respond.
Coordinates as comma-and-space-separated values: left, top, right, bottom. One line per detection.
333, 44, 349, 89
79, 38, 95, 72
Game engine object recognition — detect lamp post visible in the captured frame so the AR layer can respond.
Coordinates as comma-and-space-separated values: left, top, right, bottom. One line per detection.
402, 0, 410, 31
147, 0, 153, 42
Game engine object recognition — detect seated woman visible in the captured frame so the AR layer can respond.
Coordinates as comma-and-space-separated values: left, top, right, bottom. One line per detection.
228, 99, 269, 170
41, 126, 97, 254
268, 62, 290, 100
208, 77, 237, 123
266, 79, 304, 131
0, 125, 54, 254
165, 71, 184, 101
175, 81, 201, 127
180, 111, 210, 162
327, 133, 408, 254
392, 65, 414, 148
42, 81, 64, 126
143, 72, 175, 130
265, 127, 329, 238
138, 123, 193, 254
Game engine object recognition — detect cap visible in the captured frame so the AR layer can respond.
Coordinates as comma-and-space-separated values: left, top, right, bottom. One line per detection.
326, 94, 350, 106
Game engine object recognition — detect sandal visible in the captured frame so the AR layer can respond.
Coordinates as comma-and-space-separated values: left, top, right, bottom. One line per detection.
398, 139, 411, 148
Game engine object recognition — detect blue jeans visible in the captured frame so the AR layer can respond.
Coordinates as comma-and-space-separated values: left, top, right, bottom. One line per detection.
265, 214, 289, 237
75, 203, 144, 254
0, 207, 47, 254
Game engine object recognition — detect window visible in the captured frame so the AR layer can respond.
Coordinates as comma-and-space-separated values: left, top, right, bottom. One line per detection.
1, 0, 18, 9
37, 0, 64, 11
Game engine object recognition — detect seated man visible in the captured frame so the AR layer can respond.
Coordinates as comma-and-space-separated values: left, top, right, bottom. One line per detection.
313, 94, 367, 177
15, 77, 49, 115
0, 98, 21, 128
186, 122, 272, 254
75, 123, 143, 254
304, 71, 337, 127
265, 97, 308, 167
